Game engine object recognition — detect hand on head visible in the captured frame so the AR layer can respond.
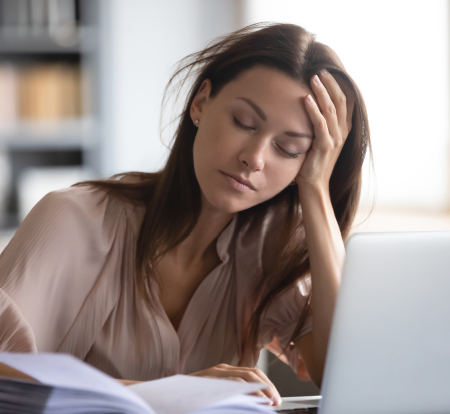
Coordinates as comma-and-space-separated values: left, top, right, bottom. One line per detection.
296, 70, 355, 189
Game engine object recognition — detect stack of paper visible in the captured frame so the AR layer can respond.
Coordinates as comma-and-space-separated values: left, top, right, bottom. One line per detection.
0, 353, 272, 414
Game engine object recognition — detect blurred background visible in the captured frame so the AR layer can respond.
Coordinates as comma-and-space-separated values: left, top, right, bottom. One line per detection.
0, 0, 449, 397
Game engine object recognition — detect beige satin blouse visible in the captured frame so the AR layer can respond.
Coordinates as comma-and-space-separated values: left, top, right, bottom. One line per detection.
0, 185, 312, 380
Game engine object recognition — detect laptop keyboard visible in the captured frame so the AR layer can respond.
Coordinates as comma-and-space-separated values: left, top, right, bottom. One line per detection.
277, 408, 317, 413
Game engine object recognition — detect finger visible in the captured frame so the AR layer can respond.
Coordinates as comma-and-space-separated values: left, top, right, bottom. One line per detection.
216, 365, 281, 405
326, 72, 356, 136
304, 94, 331, 150
192, 365, 281, 406
344, 90, 355, 134
224, 377, 273, 405
238, 370, 281, 404
250, 392, 275, 405
217, 365, 274, 388
236, 367, 273, 387
317, 70, 348, 135
117, 379, 141, 386
249, 390, 273, 404
332, 75, 356, 134
249, 367, 282, 403
228, 367, 280, 403
310, 74, 339, 139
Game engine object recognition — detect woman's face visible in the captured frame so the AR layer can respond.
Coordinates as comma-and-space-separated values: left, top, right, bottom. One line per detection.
191, 65, 314, 214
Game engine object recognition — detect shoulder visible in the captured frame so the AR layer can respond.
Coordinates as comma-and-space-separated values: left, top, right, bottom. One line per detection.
27, 184, 144, 239
35, 184, 128, 220
1, 184, 144, 274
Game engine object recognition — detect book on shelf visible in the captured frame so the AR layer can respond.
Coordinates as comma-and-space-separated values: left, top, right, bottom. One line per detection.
19, 62, 82, 121
0, 353, 273, 414
0, 61, 84, 135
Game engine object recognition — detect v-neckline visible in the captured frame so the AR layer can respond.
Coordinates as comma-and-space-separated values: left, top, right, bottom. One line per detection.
155, 214, 238, 341
161, 259, 225, 336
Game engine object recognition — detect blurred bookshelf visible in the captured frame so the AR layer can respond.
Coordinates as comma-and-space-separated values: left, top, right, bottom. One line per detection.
0, 0, 100, 229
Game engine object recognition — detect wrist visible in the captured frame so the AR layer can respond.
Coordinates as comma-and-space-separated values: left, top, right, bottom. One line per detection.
297, 178, 328, 200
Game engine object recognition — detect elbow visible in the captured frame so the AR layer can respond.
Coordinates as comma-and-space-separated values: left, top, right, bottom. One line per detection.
298, 357, 324, 389
306, 365, 323, 390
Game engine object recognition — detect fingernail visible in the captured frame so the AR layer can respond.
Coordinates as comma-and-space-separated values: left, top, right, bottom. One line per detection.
274, 396, 282, 405
306, 94, 314, 103
313, 75, 320, 85
320, 69, 329, 76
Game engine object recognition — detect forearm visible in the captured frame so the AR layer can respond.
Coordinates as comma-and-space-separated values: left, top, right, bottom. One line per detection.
298, 182, 345, 381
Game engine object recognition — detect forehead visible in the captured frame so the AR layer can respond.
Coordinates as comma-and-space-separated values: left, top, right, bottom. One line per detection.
219, 65, 312, 101
216, 65, 314, 132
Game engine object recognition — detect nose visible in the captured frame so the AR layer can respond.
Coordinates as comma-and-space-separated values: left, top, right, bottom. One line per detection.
238, 137, 268, 172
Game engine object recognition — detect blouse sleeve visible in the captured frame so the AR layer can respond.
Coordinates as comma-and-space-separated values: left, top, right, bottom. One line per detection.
258, 206, 313, 376
0, 185, 125, 354
259, 278, 313, 375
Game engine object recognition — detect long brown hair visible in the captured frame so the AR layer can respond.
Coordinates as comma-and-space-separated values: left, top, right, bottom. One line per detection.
75, 22, 371, 363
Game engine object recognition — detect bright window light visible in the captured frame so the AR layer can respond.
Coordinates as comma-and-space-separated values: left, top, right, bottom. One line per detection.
244, 0, 450, 210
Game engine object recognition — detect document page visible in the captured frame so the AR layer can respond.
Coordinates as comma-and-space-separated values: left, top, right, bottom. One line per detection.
129, 374, 270, 414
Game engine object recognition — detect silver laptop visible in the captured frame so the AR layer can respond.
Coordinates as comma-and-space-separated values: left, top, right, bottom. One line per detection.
276, 231, 450, 414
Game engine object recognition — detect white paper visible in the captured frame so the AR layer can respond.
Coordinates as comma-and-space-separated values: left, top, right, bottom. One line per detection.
204, 394, 272, 412
0, 353, 152, 414
0, 353, 271, 414
129, 375, 270, 414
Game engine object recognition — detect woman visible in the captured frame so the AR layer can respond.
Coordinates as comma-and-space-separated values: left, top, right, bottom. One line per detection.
0, 22, 370, 405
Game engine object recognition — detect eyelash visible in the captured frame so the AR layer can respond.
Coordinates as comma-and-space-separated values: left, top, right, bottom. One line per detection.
276, 144, 299, 159
233, 116, 254, 131
233, 117, 300, 159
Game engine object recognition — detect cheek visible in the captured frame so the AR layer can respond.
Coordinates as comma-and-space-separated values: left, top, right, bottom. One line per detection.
192, 133, 210, 183
193, 118, 240, 173
193, 128, 226, 174
192, 128, 232, 201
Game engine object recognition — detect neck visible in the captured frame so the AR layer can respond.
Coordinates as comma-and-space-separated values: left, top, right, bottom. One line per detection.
169, 198, 235, 268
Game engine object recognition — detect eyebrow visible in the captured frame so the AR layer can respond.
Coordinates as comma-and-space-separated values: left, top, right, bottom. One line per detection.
236, 97, 313, 139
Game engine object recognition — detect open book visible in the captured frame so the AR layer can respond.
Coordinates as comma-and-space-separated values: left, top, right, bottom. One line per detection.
0, 353, 272, 414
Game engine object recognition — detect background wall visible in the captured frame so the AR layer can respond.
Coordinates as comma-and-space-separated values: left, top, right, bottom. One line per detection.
245, 0, 450, 212
98, 0, 242, 176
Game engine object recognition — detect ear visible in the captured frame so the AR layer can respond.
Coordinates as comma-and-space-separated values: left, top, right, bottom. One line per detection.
190, 79, 212, 124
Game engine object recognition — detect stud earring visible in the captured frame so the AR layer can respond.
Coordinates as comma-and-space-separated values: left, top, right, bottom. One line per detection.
194, 119, 199, 125
289, 179, 297, 186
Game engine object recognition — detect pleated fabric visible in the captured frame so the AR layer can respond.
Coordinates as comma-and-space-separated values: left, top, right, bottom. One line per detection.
0, 185, 312, 380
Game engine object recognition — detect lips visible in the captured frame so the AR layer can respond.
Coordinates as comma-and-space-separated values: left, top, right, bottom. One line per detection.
221, 171, 256, 191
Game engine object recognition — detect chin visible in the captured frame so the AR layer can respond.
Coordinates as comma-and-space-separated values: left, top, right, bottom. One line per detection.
202, 191, 255, 214
210, 198, 248, 214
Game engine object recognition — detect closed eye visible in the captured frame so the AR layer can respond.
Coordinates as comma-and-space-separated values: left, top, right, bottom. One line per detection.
233, 116, 254, 131
233, 115, 303, 159
276, 144, 300, 159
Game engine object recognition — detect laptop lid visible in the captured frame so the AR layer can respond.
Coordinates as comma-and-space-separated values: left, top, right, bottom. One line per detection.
319, 231, 450, 414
